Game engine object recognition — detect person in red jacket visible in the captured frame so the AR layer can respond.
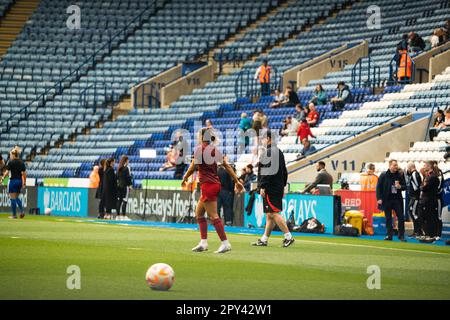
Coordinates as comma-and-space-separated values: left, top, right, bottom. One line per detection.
297, 119, 315, 143
306, 103, 320, 127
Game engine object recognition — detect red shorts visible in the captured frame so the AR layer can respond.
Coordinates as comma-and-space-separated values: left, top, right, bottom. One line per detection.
200, 182, 221, 202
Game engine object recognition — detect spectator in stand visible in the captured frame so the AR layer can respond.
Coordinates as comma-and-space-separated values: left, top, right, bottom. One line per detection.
306, 102, 320, 127
303, 104, 310, 119
89, 165, 100, 189
239, 112, 252, 132
293, 104, 305, 122
281, 85, 300, 108
254, 59, 272, 96
418, 161, 440, 241
430, 28, 445, 48
270, 89, 285, 108
239, 112, 252, 148
331, 81, 352, 111
397, 34, 409, 51
360, 163, 378, 191
117, 155, 132, 220
300, 139, 316, 157
205, 119, 214, 129
239, 164, 257, 192
429, 109, 445, 140
97, 159, 106, 219
408, 32, 426, 53
310, 84, 327, 106
159, 148, 177, 171
376, 159, 407, 242
102, 158, 117, 220
301, 161, 333, 194
252, 109, 268, 137
280, 116, 299, 137
217, 156, 236, 226
297, 119, 315, 143
405, 161, 422, 237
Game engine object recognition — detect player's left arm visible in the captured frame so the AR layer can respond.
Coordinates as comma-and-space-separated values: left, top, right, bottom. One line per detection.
21, 171, 27, 189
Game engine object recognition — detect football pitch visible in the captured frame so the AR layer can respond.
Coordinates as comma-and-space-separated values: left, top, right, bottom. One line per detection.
1, 214, 450, 300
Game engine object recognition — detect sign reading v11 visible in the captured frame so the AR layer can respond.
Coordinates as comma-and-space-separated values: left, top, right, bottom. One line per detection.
331, 160, 359, 171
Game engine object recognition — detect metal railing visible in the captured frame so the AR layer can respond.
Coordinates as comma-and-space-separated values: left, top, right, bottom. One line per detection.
387, 52, 415, 85
79, 81, 110, 114
215, 47, 244, 75
234, 66, 281, 100
0, 0, 160, 134
424, 99, 438, 142
351, 56, 381, 89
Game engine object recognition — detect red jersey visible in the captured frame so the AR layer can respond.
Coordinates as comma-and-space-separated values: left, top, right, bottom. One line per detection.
297, 122, 314, 141
307, 110, 319, 127
194, 142, 222, 185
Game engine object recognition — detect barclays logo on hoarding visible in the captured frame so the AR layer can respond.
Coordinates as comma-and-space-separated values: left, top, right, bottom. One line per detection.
38, 187, 88, 217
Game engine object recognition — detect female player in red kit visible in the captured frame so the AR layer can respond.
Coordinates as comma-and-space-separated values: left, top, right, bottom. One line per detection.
182, 128, 243, 253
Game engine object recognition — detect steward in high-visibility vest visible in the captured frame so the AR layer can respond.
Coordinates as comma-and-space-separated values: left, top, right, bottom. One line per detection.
397, 50, 412, 80
254, 60, 271, 96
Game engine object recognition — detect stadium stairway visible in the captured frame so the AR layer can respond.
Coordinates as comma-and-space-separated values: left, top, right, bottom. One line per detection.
0, 0, 40, 59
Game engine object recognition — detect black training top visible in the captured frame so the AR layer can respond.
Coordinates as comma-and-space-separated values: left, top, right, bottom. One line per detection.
6, 159, 26, 180
257, 144, 288, 194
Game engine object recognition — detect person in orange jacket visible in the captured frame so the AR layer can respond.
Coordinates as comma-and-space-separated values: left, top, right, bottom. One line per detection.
89, 165, 100, 189
360, 163, 378, 191
254, 60, 272, 96
397, 49, 412, 82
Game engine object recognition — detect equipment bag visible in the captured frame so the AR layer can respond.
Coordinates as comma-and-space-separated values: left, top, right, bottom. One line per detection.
335, 225, 360, 237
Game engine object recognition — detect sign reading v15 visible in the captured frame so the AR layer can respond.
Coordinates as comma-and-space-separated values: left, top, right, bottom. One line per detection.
330, 59, 348, 68
331, 160, 364, 172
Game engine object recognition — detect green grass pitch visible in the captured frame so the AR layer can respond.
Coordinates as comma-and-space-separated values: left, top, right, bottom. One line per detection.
0, 214, 449, 300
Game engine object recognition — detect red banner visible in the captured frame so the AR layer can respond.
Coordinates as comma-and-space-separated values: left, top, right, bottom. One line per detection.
334, 190, 381, 224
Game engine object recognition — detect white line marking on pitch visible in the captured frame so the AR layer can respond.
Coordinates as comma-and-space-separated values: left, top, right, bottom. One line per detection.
10, 236, 20, 239
127, 247, 144, 251
296, 239, 450, 256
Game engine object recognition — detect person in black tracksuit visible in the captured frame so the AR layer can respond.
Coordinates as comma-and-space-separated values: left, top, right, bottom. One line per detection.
419, 162, 440, 239
405, 162, 422, 236
96, 159, 106, 219
102, 158, 117, 220
217, 159, 235, 226
117, 155, 132, 219
432, 161, 444, 238
252, 130, 294, 248
376, 160, 407, 241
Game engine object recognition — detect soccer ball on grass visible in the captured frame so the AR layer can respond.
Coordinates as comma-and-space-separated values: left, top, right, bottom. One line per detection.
145, 263, 175, 291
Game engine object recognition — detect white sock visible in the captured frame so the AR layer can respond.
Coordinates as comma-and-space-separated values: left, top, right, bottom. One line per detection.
221, 239, 230, 247
200, 239, 208, 247
284, 232, 292, 240
261, 234, 269, 242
